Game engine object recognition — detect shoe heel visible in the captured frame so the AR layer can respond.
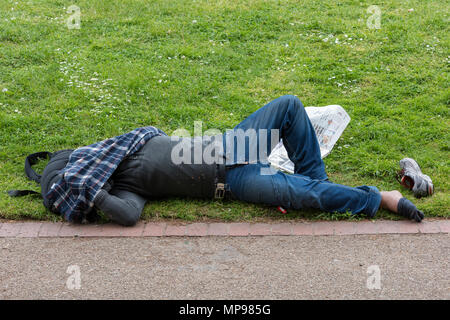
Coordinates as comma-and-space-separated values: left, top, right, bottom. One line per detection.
401, 176, 414, 190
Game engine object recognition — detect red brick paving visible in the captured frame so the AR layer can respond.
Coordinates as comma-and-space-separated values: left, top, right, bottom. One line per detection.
0, 223, 21, 237
292, 223, 313, 235
79, 224, 103, 237
38, 222, 63, 237
313, 221, 335, 236
271, 223, 292, 236
0, 219, 448, 238
100, 224, 127, 237
352, 221, 378, 235
439, 220, 450, 233
58, 223, 82, 237
228, 223, 250, 236
165, 224, 186, 236
417, 220, 441, 234
249, 223, 271, 236
121, 222, 145, 237
186, 223, 208, 236
376, 220, 419, 234
142, 222, 166, 237
208, 223, 228, 236
333, 221, 357, 235
16, 222, 42, 238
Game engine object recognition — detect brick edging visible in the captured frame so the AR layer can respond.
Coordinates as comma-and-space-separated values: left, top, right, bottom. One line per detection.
0, 219, 448, 238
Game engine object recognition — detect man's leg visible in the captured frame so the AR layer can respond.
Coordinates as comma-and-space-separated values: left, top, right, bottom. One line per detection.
225, 95, 327, 180
226, 163, 381, 217
225, 96, 424, 221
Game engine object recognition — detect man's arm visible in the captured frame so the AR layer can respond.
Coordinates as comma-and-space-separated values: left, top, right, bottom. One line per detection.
94, 188, 147, 226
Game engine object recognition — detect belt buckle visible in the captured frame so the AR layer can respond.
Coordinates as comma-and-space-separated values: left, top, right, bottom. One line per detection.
215, 183, 225, 199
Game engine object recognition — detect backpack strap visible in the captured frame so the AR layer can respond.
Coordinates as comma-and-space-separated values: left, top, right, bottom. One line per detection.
7, 190, 41, 197
24, 152, 52, 183
7, 151, 52, 198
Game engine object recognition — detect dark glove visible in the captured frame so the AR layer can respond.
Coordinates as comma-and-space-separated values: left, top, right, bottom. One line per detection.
397, 198, 425, 222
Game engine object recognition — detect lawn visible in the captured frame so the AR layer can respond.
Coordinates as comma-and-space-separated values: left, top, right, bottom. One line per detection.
0, 0, 448, 222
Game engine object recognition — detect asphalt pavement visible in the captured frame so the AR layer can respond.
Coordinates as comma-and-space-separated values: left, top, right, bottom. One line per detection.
0, 234, 448, 299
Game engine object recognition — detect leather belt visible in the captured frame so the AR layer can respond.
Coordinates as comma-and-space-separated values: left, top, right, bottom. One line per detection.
214, 164, 228, 199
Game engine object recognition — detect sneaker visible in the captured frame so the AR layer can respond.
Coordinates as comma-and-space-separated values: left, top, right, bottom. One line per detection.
397, 158, 433, 198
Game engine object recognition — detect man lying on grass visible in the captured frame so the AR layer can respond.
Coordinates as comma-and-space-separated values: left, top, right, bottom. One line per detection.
10, 95, 431, 225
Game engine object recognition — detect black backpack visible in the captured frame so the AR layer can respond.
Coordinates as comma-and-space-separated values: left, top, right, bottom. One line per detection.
8, 149, 100, 222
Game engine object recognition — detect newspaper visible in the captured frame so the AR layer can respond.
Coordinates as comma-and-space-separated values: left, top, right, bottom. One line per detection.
268, 105, 351, 173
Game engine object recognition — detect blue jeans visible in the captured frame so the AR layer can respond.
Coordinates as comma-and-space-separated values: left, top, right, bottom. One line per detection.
224, 95, 381, 217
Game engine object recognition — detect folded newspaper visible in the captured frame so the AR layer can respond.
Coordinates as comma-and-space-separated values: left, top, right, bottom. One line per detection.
268, 105, 351, 173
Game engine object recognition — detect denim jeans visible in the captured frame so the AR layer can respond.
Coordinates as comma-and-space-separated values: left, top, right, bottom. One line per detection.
224, 95, 381, 217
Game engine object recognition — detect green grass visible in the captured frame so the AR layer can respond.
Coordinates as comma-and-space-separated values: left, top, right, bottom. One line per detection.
0, 0, 448, 222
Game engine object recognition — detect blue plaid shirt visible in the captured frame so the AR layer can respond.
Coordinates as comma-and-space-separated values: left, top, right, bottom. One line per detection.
45, 126, 167, 221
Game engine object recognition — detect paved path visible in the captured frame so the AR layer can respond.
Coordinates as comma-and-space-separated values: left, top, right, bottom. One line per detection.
0, 234, 448, 299
1, 219, 448, 299
0, 219, 449, 238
